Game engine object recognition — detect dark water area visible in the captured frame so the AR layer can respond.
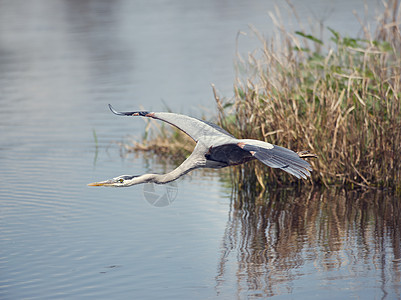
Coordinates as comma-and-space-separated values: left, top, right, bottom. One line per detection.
1, 0, 400, 299
217, 188, 401, 298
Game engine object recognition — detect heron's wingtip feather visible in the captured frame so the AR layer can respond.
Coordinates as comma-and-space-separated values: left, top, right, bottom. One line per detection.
108, 104, 122, 115
242, 142, 313, 179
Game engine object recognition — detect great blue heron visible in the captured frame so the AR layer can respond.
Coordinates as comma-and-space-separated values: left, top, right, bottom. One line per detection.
88, 104, 315, 187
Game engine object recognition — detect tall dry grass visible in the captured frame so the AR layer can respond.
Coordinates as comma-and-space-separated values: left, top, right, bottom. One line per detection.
215, 1, 401, 191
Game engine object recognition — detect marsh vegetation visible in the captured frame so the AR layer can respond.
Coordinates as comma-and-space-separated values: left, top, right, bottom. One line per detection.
125, 1, 401, 192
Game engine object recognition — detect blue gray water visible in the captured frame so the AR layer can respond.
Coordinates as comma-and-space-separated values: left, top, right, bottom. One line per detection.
1, 0, 400, 299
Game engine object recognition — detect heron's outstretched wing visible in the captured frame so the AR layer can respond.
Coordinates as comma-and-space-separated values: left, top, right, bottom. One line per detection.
238, 139, 312, 179
109, 104, 234, 142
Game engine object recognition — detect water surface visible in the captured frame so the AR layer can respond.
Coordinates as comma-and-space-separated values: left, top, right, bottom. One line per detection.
1, 0, 399, 299
216, 188, 401, 299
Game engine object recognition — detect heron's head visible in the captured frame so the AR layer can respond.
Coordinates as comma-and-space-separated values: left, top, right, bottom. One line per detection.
88, 175, 139, 187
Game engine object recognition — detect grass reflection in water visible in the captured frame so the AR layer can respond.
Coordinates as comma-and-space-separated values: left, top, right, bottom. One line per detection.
216, 187, 401, 298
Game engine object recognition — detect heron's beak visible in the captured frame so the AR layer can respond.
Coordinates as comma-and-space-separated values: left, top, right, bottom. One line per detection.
87, 179, 114, 187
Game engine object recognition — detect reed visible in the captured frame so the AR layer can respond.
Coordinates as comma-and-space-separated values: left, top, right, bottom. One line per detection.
215, 1, 401, 191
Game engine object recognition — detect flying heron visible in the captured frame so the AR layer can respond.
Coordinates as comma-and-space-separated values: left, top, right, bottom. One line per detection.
88, 104, 315, 187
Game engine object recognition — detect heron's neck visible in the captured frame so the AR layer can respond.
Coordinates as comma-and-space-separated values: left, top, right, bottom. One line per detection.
125, 142, 207, 186
125, 172, 182, 185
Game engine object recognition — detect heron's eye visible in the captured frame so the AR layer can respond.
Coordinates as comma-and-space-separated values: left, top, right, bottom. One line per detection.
119, 179, 124, 183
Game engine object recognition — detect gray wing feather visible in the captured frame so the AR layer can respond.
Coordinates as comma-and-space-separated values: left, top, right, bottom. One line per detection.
242, 143, 312, 179
152, 112, 234, 141
108, 104, 233, 141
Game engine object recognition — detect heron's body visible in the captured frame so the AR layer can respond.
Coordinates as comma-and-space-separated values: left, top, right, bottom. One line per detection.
88, 105, 314, 187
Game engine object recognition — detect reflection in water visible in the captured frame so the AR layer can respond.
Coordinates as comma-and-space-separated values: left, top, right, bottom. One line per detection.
216, 188, 401, 298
